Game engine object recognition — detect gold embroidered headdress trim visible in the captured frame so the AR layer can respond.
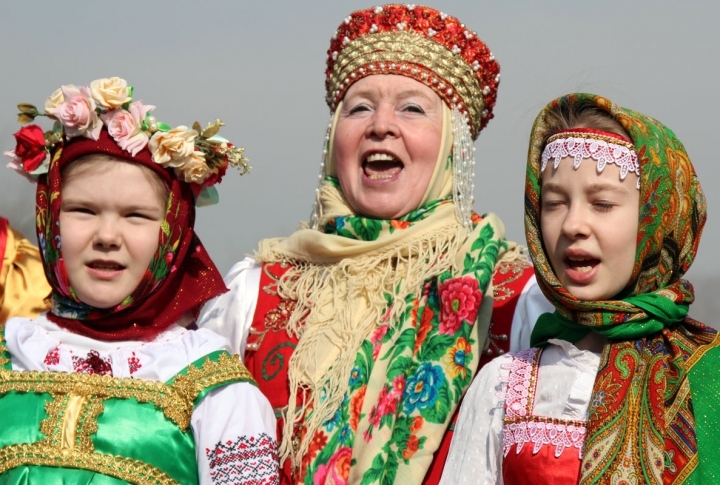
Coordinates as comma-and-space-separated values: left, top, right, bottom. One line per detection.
328, 31, 483, 135
325, 4, 500, 139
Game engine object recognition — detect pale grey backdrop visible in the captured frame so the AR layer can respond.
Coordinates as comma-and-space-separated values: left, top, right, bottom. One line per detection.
2, 1, 718, 323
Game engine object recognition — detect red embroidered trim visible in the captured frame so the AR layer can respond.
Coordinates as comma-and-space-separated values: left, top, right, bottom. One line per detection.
72, 350, 112, 376
43, 346, 60, 366
206, 433, 280, 485
128, 351, 142, 375
552, 127, 631, 143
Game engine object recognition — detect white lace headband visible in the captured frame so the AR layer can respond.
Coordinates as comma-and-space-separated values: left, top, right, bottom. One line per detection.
541, 130, 640, 189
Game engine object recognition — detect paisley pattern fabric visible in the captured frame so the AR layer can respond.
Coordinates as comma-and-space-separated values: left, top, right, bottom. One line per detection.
524, 93, 720, 484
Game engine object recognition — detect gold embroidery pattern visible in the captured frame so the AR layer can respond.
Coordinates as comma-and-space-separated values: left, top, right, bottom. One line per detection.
249, 264, 297, 352
265, 300, 297, 332
0, 324, 252, 430
329, 32, 484, 137
0, 326, 9, 368
39, 392, 103, 453
0, 369, 192, 429
261, 261, 282, 296
0, 444, 178, 484
77, 396, 104, 451
172, 352, 255, 405
2, 387, 177, 483
492, 259, 532, 302
0, 325, 253, 482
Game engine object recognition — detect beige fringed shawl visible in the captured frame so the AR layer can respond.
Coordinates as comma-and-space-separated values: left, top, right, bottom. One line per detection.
256, 103, 514, 481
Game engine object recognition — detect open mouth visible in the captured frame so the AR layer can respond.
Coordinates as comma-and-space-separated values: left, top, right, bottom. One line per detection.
363, 153, 403, 180
87, 261, 126, 272
565, 256, 599, 273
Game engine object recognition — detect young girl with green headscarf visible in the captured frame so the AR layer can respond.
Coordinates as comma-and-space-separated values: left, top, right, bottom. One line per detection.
440, 93, 720, 484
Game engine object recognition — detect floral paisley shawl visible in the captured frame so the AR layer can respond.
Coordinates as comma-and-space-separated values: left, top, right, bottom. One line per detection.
298, 198, 505, 484
525, 93, 720, 485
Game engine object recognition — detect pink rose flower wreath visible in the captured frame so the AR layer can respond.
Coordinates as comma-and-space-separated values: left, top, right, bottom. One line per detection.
4, 77, 249, 205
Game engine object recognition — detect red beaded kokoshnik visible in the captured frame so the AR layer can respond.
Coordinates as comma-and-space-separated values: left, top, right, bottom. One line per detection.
325, 4, 500, 138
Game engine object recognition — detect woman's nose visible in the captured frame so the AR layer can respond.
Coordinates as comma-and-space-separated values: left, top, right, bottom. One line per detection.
366, 104, 398, 139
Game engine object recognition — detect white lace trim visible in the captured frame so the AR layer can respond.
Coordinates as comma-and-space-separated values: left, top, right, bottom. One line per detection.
503, 419, 586, 459
541, 132, 640, 189
500, 347, 538, 419
501, 347, 587, 459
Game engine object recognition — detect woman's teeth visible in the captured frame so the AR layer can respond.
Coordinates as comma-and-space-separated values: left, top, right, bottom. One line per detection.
364, 153, 403, 179
567, 257, 595, 273
366, 153, 396, 162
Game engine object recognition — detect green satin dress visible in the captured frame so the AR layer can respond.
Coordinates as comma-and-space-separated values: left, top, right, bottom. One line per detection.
0, 326, 255, 484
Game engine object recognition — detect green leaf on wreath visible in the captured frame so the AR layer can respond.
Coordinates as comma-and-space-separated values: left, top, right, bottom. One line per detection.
17, 113, 35, 124
17, 103, 38, 115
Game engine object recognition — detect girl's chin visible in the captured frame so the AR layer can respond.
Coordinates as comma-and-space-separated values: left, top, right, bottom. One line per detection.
562, 283, 620, 302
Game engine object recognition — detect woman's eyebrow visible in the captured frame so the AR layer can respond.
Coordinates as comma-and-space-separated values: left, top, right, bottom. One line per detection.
540, 182, 564, 194
396, 89, 433, 100
585, 182, 631, 195
541, 182, 631, 195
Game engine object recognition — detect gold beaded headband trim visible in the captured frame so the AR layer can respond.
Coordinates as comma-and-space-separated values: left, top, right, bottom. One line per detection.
542, 129, 640, 188
327, 31, 483, 137
325, 5, 500, 139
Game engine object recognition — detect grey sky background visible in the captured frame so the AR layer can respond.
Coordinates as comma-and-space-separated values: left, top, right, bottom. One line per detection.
2, 1, 719, 323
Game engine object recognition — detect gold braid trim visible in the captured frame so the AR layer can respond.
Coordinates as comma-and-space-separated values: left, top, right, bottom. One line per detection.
0, 326, 253, 482
0, 444, 178, 484
0, 353, 253, 431
39, 393, 104, 453
172, 352, 255, 405
1, 392, 176, 483
328, 31, 484, 137
0, 325, 9, 368
0, 318, 252, 431
0, 368, 193, 429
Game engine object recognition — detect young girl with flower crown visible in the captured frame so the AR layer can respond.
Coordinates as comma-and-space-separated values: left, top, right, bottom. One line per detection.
0, 77, 280, 484
440, 94, 720, 484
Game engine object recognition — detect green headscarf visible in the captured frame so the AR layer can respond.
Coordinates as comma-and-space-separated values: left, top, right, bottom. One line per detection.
525, 93, 718, 484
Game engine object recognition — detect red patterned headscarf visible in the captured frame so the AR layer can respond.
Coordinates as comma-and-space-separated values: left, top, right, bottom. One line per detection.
37, 130, 227, 341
